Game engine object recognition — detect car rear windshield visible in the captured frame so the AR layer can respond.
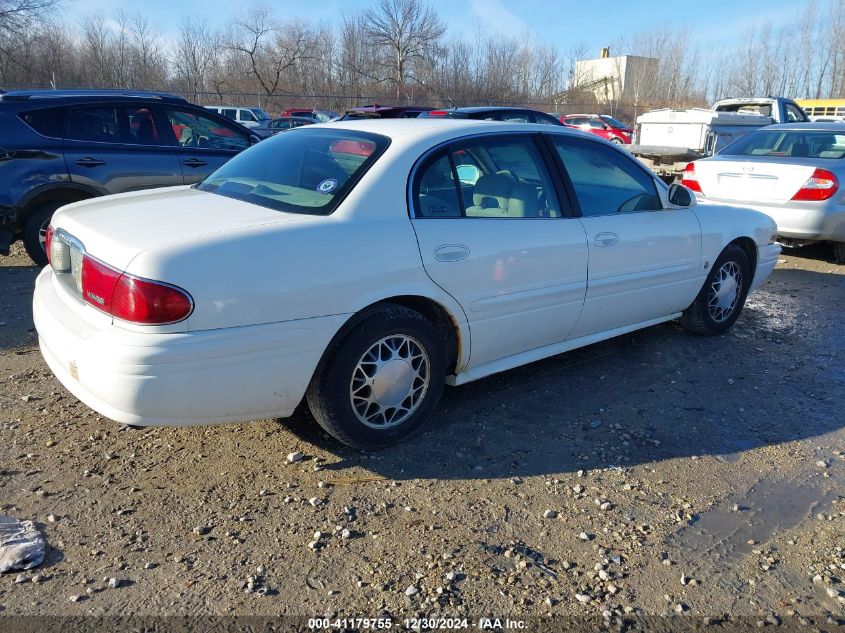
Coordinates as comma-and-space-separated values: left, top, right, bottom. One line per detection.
720, 129, 845, 159
197, 129, 390, 215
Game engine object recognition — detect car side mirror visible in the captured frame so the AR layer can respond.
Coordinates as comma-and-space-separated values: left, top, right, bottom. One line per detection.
249, 135, 261, 146
667, 183, 693, 207
455, 164, 481, 185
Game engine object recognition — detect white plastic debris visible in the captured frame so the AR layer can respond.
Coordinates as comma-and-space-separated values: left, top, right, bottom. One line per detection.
0, 515, 47, 573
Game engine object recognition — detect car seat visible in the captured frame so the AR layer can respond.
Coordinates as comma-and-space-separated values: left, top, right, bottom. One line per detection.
464, 173, 539, 217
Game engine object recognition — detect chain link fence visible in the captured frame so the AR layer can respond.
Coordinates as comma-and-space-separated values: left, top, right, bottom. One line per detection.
3, 84, 659, 123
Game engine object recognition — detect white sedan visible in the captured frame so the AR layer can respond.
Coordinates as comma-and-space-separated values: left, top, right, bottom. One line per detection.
682, 122, 845, 262
34, 120, 781, 448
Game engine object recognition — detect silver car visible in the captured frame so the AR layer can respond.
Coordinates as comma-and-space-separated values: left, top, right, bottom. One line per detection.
682, 122, 845, 262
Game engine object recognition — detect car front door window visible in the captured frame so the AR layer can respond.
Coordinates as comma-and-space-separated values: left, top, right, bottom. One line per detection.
553, 136, 662, 215
164, 108, 249, 152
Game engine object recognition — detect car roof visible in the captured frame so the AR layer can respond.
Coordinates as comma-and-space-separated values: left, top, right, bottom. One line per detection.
765, 121, 845, 132
1, 89, 187, 104
345, 105, 433, 114
306, 118, 593, 143
453, 106, 538, 113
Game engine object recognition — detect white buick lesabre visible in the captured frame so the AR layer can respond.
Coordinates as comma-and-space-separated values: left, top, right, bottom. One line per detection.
34, 119, 780, 448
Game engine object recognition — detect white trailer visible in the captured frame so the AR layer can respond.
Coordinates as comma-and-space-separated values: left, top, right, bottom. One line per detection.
627, 97, 809, 181
628, 108, 771, 180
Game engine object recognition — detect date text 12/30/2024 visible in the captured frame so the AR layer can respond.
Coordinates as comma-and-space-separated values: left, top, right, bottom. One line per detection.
307, 617, 527, 630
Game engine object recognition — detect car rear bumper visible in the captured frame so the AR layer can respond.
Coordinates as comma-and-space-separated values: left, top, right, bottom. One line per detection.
703, 199, 845, 242
33, 267, 348, 427
750, 243, 781, 293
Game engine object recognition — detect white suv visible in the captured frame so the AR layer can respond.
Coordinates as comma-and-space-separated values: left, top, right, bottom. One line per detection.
204, 105, 270, 128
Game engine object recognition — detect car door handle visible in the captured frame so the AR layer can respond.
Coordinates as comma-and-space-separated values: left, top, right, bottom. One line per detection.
182, 158, 208, 167
593, 232, 619, 247
434, 244, 470, 262
75, 157, 106, 167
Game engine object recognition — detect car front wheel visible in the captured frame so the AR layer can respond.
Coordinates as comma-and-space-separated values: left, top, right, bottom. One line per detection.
306, 304, 446, 449
680, 244, 751, 335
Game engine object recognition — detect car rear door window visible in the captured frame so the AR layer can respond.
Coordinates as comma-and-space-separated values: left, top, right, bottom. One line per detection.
553, 136, 662, 215
414, 136, 563, 219
66, 106, 163, 145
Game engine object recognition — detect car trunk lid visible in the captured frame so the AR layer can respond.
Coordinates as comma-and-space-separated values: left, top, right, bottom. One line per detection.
694, 158, 819, 204
52, 185, 307, 271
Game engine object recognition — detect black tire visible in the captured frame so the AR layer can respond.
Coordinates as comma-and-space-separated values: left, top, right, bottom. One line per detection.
23, 203, 62, 266
306, 304, 446, 449
680, 244, 751, 336
832, 242, 845, 264
610, 137, 623, 145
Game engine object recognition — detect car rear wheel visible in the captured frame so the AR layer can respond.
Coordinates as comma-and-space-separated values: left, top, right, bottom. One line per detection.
306, 304, 446, 449
680, 244, 751, 335
832, 242, 845, 263
23, 203, 62, 266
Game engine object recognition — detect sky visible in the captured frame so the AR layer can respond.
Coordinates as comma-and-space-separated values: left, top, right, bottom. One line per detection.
62, 0, 811, 51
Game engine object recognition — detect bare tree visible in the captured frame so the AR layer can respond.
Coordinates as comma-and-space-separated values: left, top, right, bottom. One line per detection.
227, 6, 317, 98
0, 0, 60, 35
363, 0, 445, 97
173, 17, 221, 101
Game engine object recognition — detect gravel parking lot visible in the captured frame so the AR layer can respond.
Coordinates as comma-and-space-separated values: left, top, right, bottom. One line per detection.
1, 241, 843, 627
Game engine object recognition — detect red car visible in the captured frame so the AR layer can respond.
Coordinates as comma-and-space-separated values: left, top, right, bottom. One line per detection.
561, 114, 633, 144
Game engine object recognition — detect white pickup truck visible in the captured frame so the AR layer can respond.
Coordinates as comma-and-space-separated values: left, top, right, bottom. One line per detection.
628, 97, 809, 181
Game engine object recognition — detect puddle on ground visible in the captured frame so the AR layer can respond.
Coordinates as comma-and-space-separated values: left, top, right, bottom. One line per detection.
674, 475, 838, 566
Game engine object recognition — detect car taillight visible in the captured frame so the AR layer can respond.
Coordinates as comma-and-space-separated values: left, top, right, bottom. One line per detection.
791, 168, 838, 201
111, 275, 193, 324
45, 225, 54, 266
81, 256, 192, 324
81, 256, 121, 312
428, 110, 449, 116
680, 162, 702, 193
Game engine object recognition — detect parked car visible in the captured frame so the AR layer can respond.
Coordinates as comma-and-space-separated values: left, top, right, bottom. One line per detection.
280, 108, 339, 122
0, 90, 259, 264
561, 114, 633, 144
419, 106, 562, 125
204, 105, 271, 128
340, 105, 435, 119
681, 122, 845, 262
34, 120, 780, 449
252, 116, 314, 139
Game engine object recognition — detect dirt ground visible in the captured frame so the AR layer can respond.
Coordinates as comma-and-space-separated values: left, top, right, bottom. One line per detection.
1, 239, 844, 630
